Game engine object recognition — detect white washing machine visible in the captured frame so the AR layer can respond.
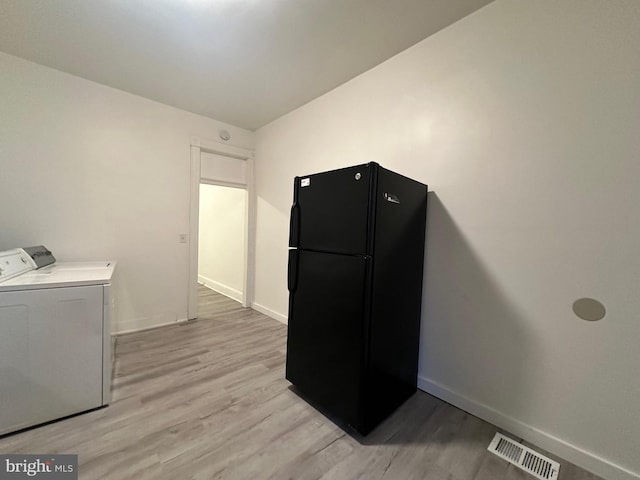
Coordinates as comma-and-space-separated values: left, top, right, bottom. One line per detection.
0, 247, 115, 436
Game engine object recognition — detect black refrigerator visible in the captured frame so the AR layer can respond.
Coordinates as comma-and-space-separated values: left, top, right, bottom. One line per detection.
286, 162, 428, 435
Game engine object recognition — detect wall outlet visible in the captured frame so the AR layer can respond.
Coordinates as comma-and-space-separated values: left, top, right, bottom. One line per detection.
179, 234, 188, 243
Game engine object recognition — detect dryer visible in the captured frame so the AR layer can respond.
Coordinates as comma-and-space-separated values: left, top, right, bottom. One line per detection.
0, 248, 115, 436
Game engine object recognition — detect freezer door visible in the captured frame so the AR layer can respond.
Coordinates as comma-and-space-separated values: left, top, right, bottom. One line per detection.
286, 249, 369, 430
290, 164, 374, 255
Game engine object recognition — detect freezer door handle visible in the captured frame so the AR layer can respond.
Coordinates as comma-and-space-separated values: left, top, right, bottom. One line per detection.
288, 249, 299, 292
289, 202, 301, 248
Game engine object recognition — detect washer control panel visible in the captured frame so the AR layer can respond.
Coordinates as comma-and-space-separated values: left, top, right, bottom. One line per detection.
0, 249, 36, 283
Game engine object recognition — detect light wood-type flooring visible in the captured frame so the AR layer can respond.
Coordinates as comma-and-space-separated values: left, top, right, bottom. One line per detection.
0, 285, 602, 479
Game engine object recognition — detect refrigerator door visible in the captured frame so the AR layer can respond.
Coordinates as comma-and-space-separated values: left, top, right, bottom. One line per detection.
286, 249, 369, 430
289, 164, 374, 256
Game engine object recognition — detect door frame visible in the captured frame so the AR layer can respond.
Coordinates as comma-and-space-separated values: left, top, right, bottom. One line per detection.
188, 136, 255, 319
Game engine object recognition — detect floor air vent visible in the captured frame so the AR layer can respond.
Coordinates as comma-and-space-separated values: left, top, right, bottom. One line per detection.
488, 433, 560, 480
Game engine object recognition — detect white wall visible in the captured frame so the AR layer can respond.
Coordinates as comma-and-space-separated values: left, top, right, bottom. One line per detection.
198, 184, 246, 302
0, 52, 254, 333
254, 1, 640, 479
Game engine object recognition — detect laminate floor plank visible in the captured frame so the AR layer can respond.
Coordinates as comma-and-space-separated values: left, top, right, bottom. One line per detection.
0, 285, 603, 480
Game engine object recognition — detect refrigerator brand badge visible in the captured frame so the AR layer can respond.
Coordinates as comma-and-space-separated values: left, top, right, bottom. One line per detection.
300, 178, 311, 187
384, 193, 400, 204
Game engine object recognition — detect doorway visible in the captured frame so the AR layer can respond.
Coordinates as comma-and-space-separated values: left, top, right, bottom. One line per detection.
188, 137, 255, 320
198, 183, 247, 303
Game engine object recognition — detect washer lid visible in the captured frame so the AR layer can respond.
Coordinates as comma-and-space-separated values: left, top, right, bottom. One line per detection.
0, 261, 116, 291
0, 249, 36, 283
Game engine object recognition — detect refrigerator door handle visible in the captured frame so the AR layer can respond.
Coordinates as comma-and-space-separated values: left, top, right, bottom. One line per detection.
289, 202, 301, 247
287, 249, 299, 292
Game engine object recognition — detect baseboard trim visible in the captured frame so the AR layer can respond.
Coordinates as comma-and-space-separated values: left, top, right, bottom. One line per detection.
198, 275, 243, 303
251, 302, 287, 324
114, 318, 189, 336
417, 376, 638, 480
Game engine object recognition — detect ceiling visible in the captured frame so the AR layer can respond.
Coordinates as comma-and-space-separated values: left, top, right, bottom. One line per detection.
0, 0, 493, 130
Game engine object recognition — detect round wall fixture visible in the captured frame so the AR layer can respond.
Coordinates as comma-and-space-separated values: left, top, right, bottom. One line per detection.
219, 129, 231, 141
572, 298, 606, 321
